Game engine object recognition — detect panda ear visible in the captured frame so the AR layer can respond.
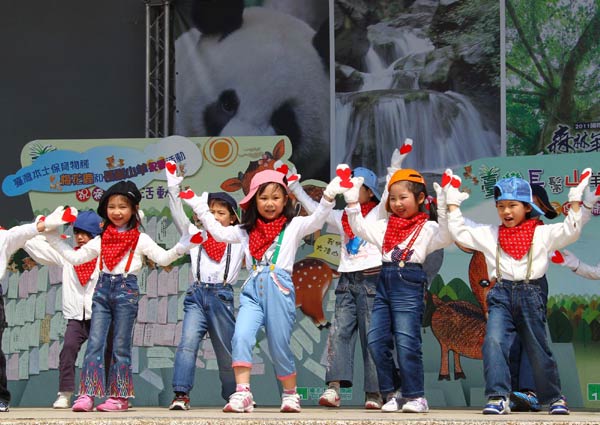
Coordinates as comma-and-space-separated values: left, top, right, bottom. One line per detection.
312, 17, 330, 72
191, 0, 244, 38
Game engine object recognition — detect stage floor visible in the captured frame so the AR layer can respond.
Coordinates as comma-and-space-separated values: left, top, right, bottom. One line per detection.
0, 407, 599, 424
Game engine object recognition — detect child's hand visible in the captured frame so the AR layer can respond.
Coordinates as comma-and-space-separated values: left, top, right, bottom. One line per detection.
551, 249, 580, 271
442, 169, 469, 207
43, 206, 78, 231
165, 160, 184, 188
179, 189, 208, 213
274, 160, 301, 191
583, 185, 600, 209
343, 177, 365, 205
174, 231, 204, 255
388, 138, 413, 175
568, 167, 592, 202
324, 164, 353, 200
432, 183, 445, 212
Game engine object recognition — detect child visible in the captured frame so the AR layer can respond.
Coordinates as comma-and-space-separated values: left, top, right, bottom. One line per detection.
443, 168, 591, 415
180, 167, 353, 413
45, 180, 197, 412
24, 210, 111, 409
343, 167, 453, 413
0, 209, 72, 412
165, 161, 245, 410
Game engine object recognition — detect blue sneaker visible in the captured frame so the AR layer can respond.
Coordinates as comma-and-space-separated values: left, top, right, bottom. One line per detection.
510, 391, 541, 412
549, 396, 569, 415
483, 397, 510, 414
0, 401, 9, 412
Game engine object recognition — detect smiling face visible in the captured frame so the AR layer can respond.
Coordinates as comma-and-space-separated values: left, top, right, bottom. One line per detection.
106, 194, 136, 228
388, 181, 425, 219
256, 182, 288, 222
496, 200, 532, 228
209, 199, 236, 227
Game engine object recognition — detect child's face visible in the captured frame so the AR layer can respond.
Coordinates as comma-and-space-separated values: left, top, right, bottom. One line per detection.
358, 186, 374, 204
106, 194, 135, 227
496, 200, 532, 227
388, 181, 424, 219
256, 183, 288, 221
209, 200, 235, 227
74, 230, 92, 247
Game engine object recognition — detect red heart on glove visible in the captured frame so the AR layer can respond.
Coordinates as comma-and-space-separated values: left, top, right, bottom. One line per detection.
399, 144, 412, 155
179, 189, 195, 199
451, 177, 461, 188
275, 164, 289, 175
340, 179, 354, 189
550, 250, 564, 264
336, 167, 352, 182
595, 185, 600, 196
166, 161, 177, 175
62, 208, 77, 223
39, 216, 46, 222
441, 172, 451, 188
581, 170, 591, 181
288, 174, 299, 182
190, 233, 204, 244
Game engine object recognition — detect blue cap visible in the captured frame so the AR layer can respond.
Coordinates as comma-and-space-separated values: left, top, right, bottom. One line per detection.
353, 167, 381, 201
494, 177, 544, 217
73, 210, 103, 237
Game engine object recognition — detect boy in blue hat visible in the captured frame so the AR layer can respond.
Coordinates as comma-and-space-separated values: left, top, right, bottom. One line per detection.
441, 169, 592, 415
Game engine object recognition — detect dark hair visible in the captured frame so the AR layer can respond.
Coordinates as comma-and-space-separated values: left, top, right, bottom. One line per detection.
100, 193, 143, 233
209, 198, 239, 225
241, 182, 295, 232
73, 228, 94, 240
386, 180, 438, 222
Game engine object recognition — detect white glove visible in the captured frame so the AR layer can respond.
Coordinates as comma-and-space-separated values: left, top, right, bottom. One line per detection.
387, 138, 413, 175
552, 249, 580, 271
442, 169, 469, 207
165, 160, 184, 188
274, 160, 301, 191
179, 190, 208, 215
568, 167, 592, 203
432, 182, 446, 212
324, 164, 353, 199
583, 186, 600, 209
43, 206, 78, 231
343, 177, 365, 204
174, 231, 204, 255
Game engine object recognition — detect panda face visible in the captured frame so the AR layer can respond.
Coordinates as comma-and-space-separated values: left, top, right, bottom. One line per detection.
175, 6, 330, 180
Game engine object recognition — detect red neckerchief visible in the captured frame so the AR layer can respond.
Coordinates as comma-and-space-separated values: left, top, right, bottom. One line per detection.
498, 218, 542, 260
382, 212, 428, 253
248, 216, 287, 261
341, 201, 377, 239
101, 224, 140, 271
202, 232, 227, 262
73, 246, 97, 286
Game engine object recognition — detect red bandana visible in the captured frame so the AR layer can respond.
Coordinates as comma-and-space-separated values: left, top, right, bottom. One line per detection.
382, 212, 428, 253
202, 232, 227, 262
498, 219, 542, 260
341, 201, 377, 239
73, 246, 98, 286
100, 224, 140, 271
248, 216, 287, 261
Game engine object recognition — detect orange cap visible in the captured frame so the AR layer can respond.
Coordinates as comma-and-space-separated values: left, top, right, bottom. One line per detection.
387, 169, 425, 190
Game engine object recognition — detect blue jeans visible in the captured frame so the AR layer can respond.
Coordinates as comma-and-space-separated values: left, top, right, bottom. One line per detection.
172, 282, 236, 401
325, 271, 379, 393
232, 266, 296, 379
483, 279, 561, 404
79, 273, 139, 398
368, 263, 426, 398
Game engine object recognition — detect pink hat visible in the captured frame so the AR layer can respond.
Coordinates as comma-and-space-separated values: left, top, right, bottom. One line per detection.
239, 169, 288, 210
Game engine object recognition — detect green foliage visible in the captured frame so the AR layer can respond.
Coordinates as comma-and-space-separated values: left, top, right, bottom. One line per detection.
548, 309, 573, 342
429, 274, 445, 295
446, 277, 479, 306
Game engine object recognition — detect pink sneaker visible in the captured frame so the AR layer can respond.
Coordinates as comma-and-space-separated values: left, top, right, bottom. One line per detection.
96, 397, 129, 412
72, 395, 94, 412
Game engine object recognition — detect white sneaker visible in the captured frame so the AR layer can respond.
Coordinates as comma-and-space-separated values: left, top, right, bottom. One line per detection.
53, 392, 73, 409
280, 392, 301, 413
318, 388, 340, 407
402, 397, 429, 413
223, 391, 254, 413
381, 396, 400, 412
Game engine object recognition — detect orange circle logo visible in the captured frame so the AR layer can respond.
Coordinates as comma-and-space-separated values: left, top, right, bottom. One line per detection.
203, 137, 239, 167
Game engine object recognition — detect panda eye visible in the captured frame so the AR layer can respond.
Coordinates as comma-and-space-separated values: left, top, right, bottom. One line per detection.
219, 90, 239, 114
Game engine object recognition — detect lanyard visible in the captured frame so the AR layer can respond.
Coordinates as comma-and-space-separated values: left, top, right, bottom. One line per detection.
252, 228, 286, 270
395, 220, 426, 267
496, 243, 533, 283
196, 244, 232, 284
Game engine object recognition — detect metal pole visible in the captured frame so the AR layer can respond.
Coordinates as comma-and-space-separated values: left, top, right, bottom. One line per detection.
163, 1, 171, 136
144, 2, 151, 137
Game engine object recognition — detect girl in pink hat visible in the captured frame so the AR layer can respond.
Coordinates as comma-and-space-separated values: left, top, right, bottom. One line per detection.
180, 166, 356, 413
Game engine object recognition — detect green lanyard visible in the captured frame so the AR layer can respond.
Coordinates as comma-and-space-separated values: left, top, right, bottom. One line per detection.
252, 228, 286, 270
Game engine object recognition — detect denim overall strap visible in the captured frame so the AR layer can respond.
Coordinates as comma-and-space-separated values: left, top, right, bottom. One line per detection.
496, 243, 533, 283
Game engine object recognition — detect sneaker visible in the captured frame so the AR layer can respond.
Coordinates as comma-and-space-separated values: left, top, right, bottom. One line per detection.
381, 392, 401, 413
364, 392, 383, 409
280, 392, 301, 413
169, 393, 190, 410
510, 391, 541, 412
402, 397, 429, 413
318, 388, 340, 407
0, 401, 8, 412
223, 391, 254, 413
72, 394, 94, 412
53, 391, 73, 409
483, 397, 510, 414
96, 397, 129, 412
550, 396, 570, 415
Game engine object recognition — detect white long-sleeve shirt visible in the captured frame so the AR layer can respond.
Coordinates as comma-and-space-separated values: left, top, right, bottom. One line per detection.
448, 208, 583, 281
0, 222, 40, 281
195, 196, 335, 274
25, 235, 98, 320
291, 184, 381, 272
167, 186, 245, 284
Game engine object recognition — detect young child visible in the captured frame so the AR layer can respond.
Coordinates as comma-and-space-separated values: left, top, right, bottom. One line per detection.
165, 161, 245, 410
289, 166, 383, 409
443, 168, 591, 415
24, 210, 109, 409
180, 167, 353, 413
343, 167, 453, 413
45, 180, 197, 412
